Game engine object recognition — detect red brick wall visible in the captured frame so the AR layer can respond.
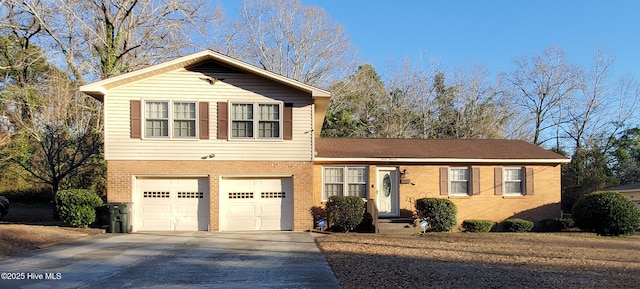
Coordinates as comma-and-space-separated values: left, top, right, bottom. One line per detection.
313, 163, 562, 229
107, 160, 314, 231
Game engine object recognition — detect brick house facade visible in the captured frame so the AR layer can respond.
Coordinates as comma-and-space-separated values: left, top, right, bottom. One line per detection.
81, 50, 569, 232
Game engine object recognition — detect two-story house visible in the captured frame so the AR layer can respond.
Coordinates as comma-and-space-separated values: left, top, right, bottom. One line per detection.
80, 50, 569, 232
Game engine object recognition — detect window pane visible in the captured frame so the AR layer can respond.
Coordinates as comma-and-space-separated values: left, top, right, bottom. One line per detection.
259, 104, 279, 121
174, 102, 196, 119
504, 168, 523, 195
232, 104, 253, 120
348, 184, 366, 198
505, 182, 522, 194
451, 181, 468, 195
145, 120, 168, 137
450, 168, 469, 181
259, 121, 279, 138
232, 121, 253, 137
324, 184, 343, 198
324, 168, 344, 183
258, 104, 280, 138
348, 168, 366, 183
173, 120, 196, 137
146, 102, 168, 119
505, 169, 522, 181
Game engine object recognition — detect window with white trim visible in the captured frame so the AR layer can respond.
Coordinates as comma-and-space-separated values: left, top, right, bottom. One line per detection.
145, 101, 197, 138
504, 167, 523, 195
231, 102, 281, 139
323, 167, 367, 200
450, 167, 470, 196
231, 103, 253, 138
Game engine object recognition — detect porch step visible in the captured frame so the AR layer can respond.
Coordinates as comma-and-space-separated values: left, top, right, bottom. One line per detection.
376, 218, 417, 235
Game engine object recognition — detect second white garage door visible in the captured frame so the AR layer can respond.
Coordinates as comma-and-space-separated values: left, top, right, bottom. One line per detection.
137, 178, 209, 231
220, 177, 293, 231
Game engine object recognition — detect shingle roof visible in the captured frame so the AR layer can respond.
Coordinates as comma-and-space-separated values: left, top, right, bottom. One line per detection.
315, 138, 569, 162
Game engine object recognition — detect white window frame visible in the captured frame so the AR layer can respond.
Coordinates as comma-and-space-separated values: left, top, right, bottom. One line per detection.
449, 167, 470, 196
322, 166, 367, 201
230, 102, 283, 140
503, 167, 524, 196
143, 100, 198, 139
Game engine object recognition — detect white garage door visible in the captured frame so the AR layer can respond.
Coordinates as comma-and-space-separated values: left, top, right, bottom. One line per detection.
220, 178, 293, 231
137, 178, 209, 231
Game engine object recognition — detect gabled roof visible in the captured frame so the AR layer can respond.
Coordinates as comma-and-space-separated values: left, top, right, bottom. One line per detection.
79, 50, 331, 101
315, 138, 570, 164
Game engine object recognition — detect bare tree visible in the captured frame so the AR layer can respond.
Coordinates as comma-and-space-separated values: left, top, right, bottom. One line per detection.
451, 66, 512, 139
0, 0, 220, 193
507, 46, 582, 146
3, 0, 219, 81
384, 57, 439, 139
218, 0, 357, 87
4, 69, 102, 193
562, 49, 612, 150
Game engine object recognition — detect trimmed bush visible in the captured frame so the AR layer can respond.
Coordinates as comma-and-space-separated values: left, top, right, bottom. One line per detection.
572, 191, 640, 236
55, 189, 103, 228
325, 196, 365, 232
542, 218, 575, 232
415, 198, 457, 232
462, 219, 494, 232
502, 218, 534, 232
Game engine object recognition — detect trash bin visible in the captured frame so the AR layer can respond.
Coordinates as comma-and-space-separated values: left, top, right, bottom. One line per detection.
107, 203, 131, 233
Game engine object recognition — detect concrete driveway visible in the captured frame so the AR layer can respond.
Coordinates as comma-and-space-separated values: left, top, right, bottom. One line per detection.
0, 232, 340, 289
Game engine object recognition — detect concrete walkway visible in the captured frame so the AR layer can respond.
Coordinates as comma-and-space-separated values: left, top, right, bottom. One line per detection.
0, 232, 340, 289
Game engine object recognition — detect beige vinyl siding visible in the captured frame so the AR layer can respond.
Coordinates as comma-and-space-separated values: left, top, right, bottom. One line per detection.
103, 67, 313, 161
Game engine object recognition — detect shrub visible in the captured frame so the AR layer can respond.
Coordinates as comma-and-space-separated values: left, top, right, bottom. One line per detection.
461, 219, 494, 232
502, 218, 534, 232
0, 187, 53, 203
415, 198, 457, 232
55, 189, 104, 228
325, 196, 365, 232
542, 218, 575, 232
572, 191, 640, 236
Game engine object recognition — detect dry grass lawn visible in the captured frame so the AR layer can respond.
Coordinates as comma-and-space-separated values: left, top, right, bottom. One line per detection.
0, 224, 104, 258
315, 232, 640, 289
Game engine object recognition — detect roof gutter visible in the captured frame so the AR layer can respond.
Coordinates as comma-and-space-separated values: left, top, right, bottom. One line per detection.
314, 157, 571, 164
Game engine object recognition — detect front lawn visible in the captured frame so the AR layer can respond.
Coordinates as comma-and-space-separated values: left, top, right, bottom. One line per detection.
315, 232, 640, 289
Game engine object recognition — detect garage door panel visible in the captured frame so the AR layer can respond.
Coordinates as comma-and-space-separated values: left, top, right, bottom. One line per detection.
175, 204, 203, 214
142, 204, 172, 213
228, 204, 257, 213
259, 217, 284, 231
220, 177, 293, 231
260, 204, 283, 215
142, 219, 172, 230
137, 178, 209, 231
228, 218, 258, 231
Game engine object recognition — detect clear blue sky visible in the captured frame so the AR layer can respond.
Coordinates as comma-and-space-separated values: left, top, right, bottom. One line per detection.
215, 1, 639, 79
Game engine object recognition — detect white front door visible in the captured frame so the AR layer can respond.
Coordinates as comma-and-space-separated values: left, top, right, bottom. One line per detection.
376, 168, 399, 217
